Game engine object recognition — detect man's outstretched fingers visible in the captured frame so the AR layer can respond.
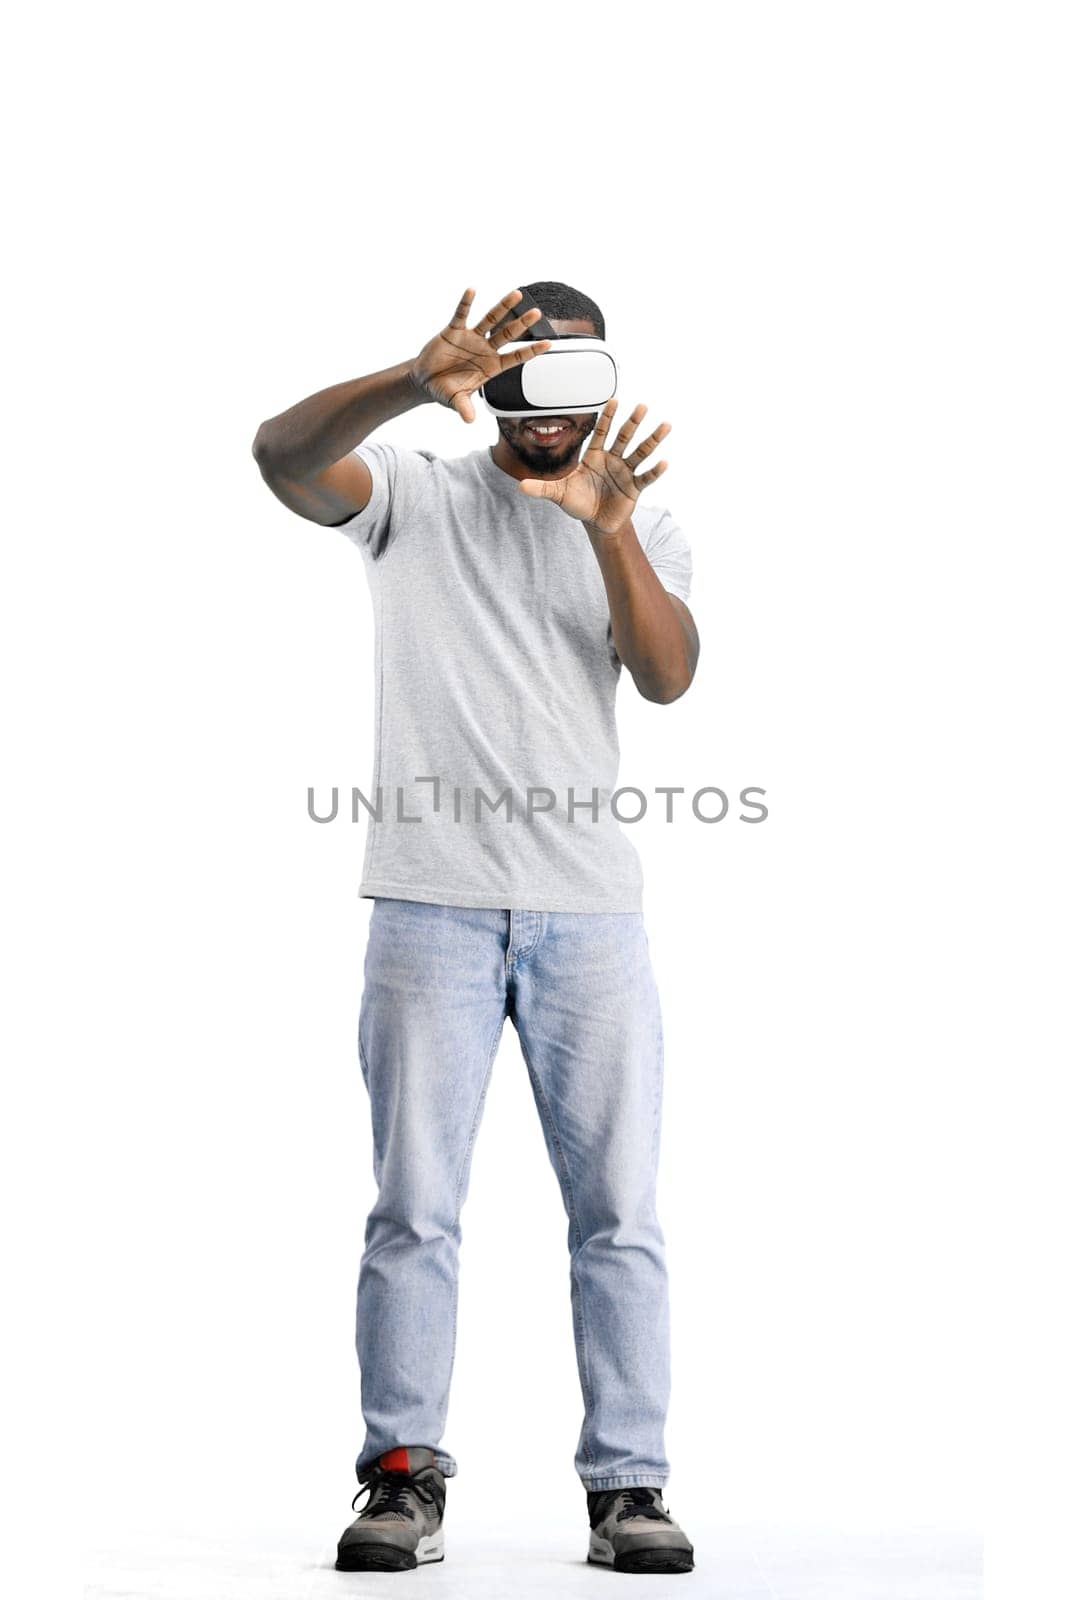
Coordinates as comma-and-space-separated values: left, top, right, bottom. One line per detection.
472, 288, 524, 339
589, 397, 618, 447
498, 337, 552, 371
449, 287, 477, 328
624, 420, 672, 465
518, 476, 566, 503
609, 402, 648, 454
451, 387, 477, 424
634, 459, 669, 489
488, 306, 546, 349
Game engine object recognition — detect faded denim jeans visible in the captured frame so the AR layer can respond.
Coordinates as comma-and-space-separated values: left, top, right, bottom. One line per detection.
354, 898, 671, 1492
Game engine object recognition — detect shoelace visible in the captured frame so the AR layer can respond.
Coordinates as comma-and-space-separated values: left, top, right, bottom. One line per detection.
616, 1487, 672, 1523
351, 1468, 440, 1522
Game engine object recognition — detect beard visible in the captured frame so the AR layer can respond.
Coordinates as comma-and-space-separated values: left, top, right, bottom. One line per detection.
497, 413, 599, 473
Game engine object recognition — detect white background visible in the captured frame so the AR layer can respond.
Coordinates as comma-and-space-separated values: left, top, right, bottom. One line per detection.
3, 3, 1064, 1597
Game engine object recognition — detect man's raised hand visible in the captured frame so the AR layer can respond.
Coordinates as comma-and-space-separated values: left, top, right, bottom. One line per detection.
409, 287, 552, 424
518, 398, 671, 535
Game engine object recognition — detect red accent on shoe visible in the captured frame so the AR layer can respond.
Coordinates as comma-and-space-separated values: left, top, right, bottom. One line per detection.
379, 1447, 411, 1473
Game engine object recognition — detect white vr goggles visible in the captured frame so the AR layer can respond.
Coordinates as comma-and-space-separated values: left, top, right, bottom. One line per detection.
479, 295, 617, 418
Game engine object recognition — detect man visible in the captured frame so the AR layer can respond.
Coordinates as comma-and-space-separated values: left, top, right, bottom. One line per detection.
252, 282, 699, 1575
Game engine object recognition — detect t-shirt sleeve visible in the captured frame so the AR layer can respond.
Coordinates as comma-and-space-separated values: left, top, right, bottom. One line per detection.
640, 505, 693, 604
330, 438, 435, 560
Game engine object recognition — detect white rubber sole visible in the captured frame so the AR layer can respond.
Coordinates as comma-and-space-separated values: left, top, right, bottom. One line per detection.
414, 1530, 445, 1564
588, 1532, 615, 1565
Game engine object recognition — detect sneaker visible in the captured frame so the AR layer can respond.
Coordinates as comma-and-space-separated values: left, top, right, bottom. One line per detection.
335, 1446, 446, 1571
586, 1485, 695, 1574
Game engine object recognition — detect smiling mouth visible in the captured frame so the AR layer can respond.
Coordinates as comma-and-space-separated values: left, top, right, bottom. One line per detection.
523, 420, 572, 442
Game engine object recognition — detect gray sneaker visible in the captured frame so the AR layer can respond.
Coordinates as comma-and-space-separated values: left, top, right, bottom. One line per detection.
587, 1486, 695, 1573
336, 1447, 446, 1571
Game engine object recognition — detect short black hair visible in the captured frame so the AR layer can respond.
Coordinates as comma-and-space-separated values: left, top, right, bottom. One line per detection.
518, 279, 606, 340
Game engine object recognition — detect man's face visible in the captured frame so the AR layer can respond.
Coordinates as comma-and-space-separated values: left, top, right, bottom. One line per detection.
496, 317, 601, 473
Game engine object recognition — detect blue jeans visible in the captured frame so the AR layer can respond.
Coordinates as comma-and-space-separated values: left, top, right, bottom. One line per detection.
354, 899, 671, 1492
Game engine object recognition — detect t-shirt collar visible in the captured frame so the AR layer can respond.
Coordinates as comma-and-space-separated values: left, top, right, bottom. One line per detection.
474, 444, 531, 495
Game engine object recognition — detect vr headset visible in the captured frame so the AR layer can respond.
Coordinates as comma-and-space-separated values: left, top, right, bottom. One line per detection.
479, 290, 617, 418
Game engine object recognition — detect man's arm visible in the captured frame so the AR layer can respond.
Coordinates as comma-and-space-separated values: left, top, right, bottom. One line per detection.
517, 397, 699, 703
251, 286, 553, 527
586, 516, 699, 703
252, 361, 425, 527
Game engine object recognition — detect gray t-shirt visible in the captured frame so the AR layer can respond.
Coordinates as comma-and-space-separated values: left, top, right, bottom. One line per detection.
335, 439, 692, 912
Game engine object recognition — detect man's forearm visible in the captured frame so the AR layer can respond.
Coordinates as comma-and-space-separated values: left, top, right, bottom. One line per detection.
252, 359, 426, 478
585, 518, 699, 703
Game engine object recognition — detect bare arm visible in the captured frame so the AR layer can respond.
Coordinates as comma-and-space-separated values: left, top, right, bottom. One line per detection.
585, 518, 699, 703
252, 362, 424, 526
251, 286, 553, 526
